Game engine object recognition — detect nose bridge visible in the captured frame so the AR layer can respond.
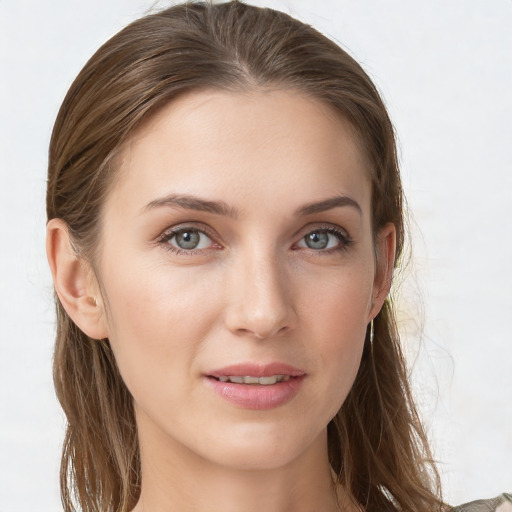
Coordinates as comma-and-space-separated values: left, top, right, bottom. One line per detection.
225, 244, 294, 339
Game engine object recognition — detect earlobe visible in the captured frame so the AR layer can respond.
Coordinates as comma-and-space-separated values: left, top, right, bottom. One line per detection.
46, 219, 108, 340
369, 222, 396, 319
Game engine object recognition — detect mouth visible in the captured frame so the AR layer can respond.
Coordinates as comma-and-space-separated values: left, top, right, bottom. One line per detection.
211, 374, 292, 385
207, 362, 305, 383
204, 363, 306, 409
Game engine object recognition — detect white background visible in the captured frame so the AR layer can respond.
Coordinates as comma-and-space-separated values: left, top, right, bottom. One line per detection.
0, 1, 511, 510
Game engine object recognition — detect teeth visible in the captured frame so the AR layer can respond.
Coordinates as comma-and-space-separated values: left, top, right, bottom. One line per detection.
216, 375, 291, 385
258, 376, 277, 385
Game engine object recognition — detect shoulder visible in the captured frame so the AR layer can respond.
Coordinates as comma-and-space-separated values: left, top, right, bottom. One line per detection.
452, 493, 512, 512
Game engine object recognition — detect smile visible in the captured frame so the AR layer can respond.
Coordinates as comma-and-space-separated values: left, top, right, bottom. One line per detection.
215, 375, 291, 385
205, 363, 305, 410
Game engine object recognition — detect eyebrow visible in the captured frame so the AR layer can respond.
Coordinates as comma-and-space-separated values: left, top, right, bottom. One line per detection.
294, 195, 362, 217
143, 193, 238, 218
143, 193, 362, 217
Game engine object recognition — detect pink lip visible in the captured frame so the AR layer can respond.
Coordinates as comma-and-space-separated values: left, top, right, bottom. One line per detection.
205, 362, 306, 410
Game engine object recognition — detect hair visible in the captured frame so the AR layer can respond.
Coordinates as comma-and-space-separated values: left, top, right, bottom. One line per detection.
47, 2, 446, 511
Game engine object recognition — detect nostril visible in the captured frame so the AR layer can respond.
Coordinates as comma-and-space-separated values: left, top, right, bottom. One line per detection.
239, 325, 290, 340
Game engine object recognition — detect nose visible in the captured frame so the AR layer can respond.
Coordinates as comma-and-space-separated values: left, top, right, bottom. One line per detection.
224, 250, 296, 340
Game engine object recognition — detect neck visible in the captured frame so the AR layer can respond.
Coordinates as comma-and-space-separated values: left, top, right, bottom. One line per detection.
131, 412, 348, 512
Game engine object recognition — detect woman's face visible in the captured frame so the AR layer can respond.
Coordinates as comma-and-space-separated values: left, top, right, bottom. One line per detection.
93, 89, 394, 470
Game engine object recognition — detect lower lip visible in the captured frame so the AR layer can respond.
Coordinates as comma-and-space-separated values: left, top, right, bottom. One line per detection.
205, 376, 305, 410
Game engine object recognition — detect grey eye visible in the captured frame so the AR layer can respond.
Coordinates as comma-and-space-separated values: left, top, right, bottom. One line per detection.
162, 227, 216, 253
174, 230, 201, 250
297, 229, 347, 251
304, 231, 329, 250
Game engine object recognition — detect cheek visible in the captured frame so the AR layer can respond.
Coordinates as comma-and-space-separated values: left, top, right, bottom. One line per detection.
302, 265, 373, 413
103, 255, 221, 335
98, 260, 223, 398
305, 261, 374, 341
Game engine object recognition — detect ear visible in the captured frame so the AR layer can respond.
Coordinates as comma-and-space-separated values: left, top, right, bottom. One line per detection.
369, 222, 396, 320
46, 218, 108, 340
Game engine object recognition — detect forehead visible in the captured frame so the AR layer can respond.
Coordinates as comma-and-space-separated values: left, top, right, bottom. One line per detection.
107, 89, 371, 219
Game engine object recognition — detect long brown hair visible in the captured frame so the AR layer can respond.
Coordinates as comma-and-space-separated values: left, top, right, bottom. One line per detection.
47, 2, 446, 511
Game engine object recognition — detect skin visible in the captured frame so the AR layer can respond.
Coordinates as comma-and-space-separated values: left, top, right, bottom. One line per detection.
47, 89, 395, 512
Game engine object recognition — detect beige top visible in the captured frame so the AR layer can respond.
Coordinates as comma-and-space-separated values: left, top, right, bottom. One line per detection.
453, 494, 512, 512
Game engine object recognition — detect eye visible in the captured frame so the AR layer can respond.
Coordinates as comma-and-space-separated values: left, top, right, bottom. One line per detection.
159, 227, 217, 253
295, 227, 352, 252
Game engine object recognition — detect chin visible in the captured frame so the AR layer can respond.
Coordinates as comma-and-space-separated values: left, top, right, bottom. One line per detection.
197, 421, 325, 471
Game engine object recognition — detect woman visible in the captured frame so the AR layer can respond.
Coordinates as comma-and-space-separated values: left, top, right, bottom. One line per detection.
45, 1, 510, 511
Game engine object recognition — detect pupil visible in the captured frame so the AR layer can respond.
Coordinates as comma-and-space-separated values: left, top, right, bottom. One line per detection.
306, 231, 328, 249
176, 230, 200, 249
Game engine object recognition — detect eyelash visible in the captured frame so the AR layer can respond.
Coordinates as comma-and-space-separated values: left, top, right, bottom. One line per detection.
157, 225, 353, 256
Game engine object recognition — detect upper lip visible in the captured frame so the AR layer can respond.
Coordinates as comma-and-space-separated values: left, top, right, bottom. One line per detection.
207, 363, 305, 378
